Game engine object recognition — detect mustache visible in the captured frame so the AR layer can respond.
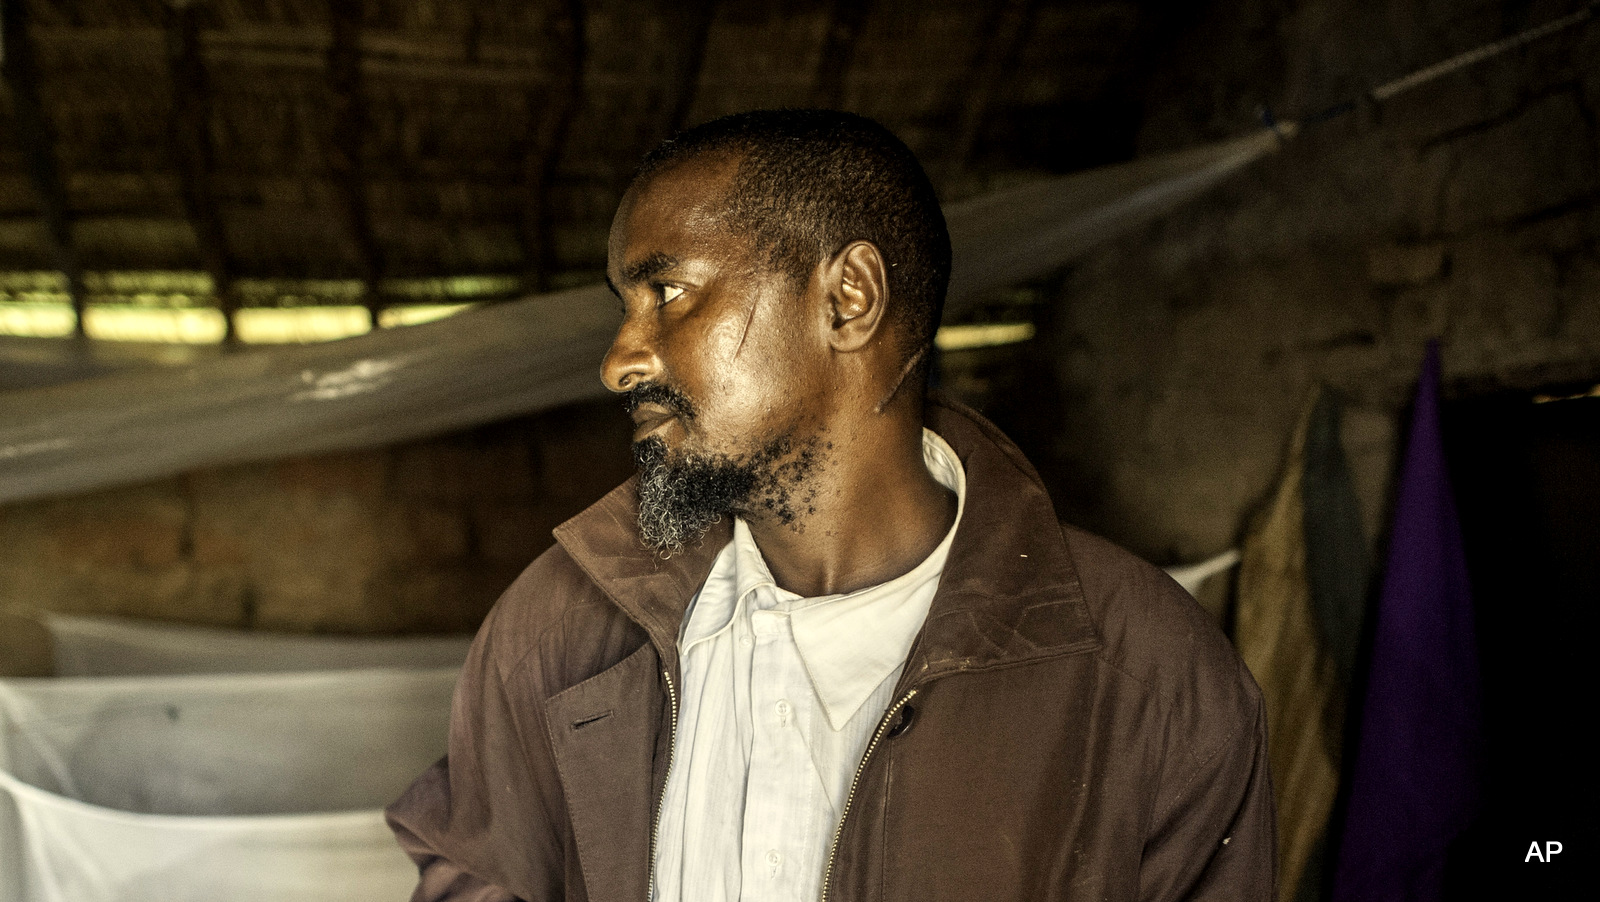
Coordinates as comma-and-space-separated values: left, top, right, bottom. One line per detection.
624, 382, 697, 421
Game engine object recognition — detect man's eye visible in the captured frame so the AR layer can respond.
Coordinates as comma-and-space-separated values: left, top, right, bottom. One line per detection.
659, 285, 685, 305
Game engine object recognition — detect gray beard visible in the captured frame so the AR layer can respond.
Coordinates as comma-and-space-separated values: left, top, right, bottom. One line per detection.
632, 433, 820, 555
633, 437, 756, 555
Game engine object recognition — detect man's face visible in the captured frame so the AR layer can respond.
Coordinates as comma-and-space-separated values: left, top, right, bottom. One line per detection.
602, 155, 828, 552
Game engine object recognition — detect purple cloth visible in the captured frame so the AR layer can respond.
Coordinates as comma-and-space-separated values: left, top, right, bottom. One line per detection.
1332, 342, 1482, 902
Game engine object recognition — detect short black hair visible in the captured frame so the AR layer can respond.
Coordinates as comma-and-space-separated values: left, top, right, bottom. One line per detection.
634, 109, 951, 371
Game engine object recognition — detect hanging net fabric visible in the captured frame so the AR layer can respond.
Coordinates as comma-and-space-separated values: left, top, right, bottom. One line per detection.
32, 612, 472, 677
0, 614, 467, 902
0, 645, 460, 901
0, 129, 1288, 506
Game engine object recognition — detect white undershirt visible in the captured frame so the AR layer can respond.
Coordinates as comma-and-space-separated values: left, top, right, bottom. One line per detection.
652, 429, 966, 902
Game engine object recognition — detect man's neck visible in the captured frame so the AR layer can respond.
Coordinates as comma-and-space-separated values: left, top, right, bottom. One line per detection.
742, 420, 957, 598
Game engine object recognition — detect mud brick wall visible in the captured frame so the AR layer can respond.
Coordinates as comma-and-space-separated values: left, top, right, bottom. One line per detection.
0, 400, 633, 633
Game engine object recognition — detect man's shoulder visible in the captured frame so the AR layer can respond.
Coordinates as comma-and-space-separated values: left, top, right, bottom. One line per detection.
1058, 524, 1260, 719
924, 396, 1257, 716
472, 538, 636, 677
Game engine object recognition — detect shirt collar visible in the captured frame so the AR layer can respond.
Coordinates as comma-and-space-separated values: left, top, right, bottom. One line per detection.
681, 429, 967, 730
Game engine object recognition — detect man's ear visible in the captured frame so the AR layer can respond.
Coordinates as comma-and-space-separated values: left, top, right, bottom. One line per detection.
825, 240, 889, 353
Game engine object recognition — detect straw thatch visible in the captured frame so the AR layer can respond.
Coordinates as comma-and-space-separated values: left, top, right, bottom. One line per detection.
0, 0, 1171, 295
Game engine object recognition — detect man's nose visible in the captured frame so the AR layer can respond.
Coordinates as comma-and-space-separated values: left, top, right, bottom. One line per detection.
600, 315, 662, 393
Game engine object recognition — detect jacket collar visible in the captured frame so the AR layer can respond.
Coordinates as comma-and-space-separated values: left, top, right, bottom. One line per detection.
901, 397, 1102, 685
552, 394, 1103, 683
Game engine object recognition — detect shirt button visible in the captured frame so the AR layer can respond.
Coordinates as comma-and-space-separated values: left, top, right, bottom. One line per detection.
739, 634, 753, 648
775, 699, 792, 721
766, 849, 782, 874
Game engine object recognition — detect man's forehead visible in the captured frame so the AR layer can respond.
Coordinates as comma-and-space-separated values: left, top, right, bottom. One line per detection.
607, 155, 747, 283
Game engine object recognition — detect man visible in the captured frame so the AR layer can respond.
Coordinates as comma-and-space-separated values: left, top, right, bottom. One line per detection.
387, 109, 1274, 902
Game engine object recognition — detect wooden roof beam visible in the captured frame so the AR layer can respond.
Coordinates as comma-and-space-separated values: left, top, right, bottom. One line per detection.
945, 0, 1040, 178
326, 0, 386, 322
30, 26, 561, 86
164, 1, 239, 342
518, 0, 586, 295
810, 0, 874, 109
2, 0, 87, 337
597, 0, 717, 272
664, 0, 719, 134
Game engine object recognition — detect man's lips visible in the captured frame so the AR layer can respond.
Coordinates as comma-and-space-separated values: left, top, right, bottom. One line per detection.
630, 402, 678, 441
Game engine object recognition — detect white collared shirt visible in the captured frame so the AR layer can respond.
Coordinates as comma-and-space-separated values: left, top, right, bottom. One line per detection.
652, 429, 967, 902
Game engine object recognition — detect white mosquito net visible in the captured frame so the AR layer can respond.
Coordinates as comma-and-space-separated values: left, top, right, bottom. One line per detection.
0, 613, 467, 902
35, 612, 472, 678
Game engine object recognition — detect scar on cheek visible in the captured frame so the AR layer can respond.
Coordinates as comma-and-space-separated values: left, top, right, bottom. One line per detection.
732, 294, 760, 359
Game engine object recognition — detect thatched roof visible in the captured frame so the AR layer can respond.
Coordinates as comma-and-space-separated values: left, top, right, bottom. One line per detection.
0, 0, 1173, 299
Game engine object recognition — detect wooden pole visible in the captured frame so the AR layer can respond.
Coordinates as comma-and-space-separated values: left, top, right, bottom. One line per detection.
1, 0, 88, 338
810, 0, 873, 110
165, 0, 239, 343
944, 0, 1039, 178
519, 0, 586, 295
327, 0, 385, 327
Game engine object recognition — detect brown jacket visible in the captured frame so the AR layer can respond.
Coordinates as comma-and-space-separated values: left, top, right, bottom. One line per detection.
386, 398, 1275, 902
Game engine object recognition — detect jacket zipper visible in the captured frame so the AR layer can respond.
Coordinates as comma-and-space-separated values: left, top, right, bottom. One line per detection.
818, 688, 918, 902
646, 667, 680, 902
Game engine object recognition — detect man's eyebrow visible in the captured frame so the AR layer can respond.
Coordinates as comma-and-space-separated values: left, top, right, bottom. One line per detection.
618, 253, 681, 287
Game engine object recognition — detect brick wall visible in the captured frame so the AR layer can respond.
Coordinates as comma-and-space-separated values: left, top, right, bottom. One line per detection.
0, 399, 634, 633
